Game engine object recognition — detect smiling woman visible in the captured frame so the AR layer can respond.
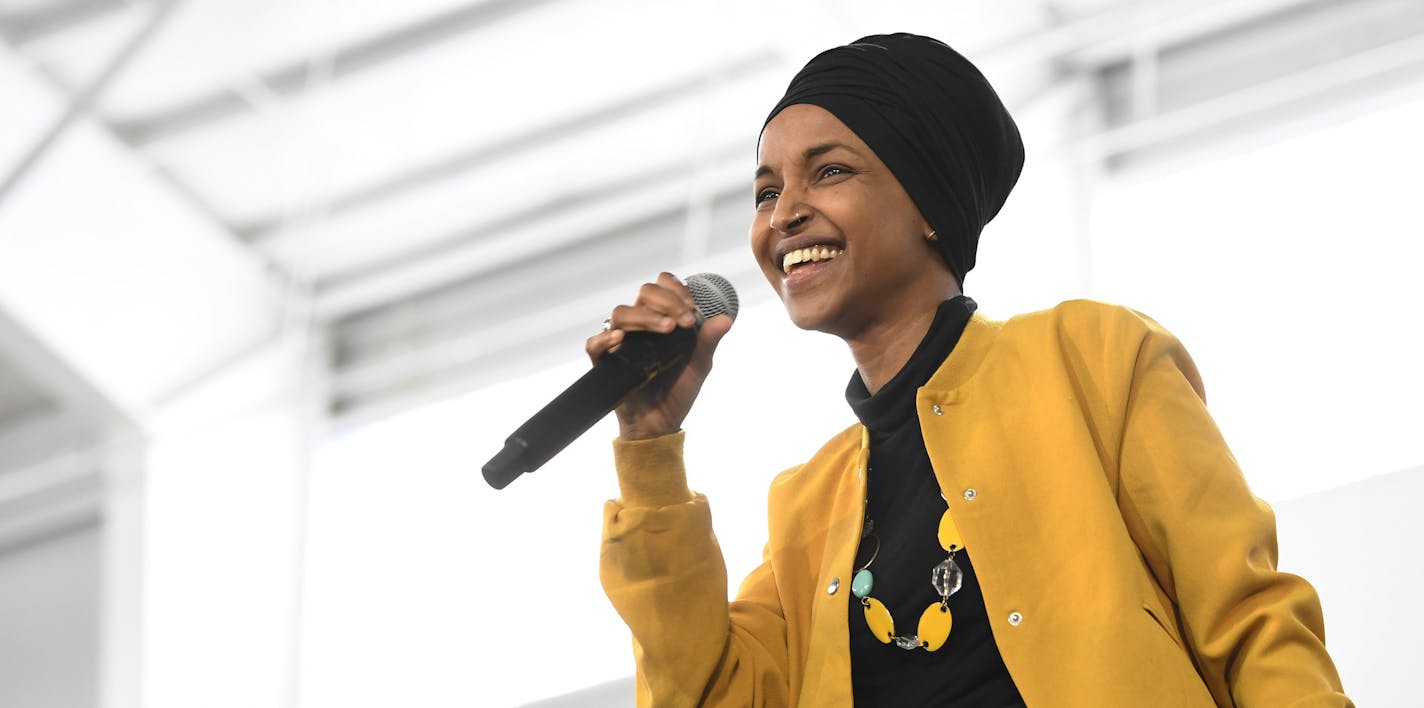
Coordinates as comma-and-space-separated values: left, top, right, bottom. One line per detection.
752, 105, 955, 361
586, 33, 1351, 708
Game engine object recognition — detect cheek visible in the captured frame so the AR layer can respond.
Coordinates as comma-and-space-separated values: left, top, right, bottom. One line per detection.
747, 219, 774, 265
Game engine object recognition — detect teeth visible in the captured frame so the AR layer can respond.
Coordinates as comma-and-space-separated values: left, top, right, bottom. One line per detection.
781, 246, 843, 273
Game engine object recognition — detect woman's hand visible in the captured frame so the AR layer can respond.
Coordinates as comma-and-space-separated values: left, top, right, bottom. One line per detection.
585, 272, 734, 440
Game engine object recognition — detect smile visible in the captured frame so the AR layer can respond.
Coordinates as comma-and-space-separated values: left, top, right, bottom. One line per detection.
782, 245, 844, 274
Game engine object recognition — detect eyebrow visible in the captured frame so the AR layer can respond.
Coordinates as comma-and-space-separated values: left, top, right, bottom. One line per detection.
754, 142, 854, 179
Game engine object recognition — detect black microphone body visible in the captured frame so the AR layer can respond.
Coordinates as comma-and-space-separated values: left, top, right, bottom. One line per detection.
483, 273, 737, 489
483, 327, 694, 489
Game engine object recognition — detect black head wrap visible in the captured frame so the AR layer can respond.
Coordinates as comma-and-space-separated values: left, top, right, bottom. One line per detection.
763, 33, 1024, 286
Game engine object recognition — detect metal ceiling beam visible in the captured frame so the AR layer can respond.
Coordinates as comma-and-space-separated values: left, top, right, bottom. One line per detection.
328, 190, 758, 410
329, 240, 769, 426
0, 405, 88, 472
0, 0, 176, 205
315, 151, 749, 321
0, 0, 125, 45
326, 167, 751, 360
130, 0, 1315, 247
0, 452, 102, 554
109, 0, 572, 146
0, 357, 51, 427
1080, 11, 1424, 160
0, 11, 309, 293
104, 0, 1294, 149
0, 284, 135, 437
980, 0, 1311, 69
315, 140, 746, 292
239, 48, 779, 245
0, 313, 114, 553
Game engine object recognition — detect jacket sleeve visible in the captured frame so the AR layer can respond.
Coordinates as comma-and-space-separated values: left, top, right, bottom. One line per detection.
600, 431, 791, 707
1113, 315, 1351, 707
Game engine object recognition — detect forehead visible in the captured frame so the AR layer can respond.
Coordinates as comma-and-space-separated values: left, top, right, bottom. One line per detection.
757, 104, 869, 166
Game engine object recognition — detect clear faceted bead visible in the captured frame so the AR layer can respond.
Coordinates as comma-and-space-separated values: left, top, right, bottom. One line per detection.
894, 635, 921, 650
932, 557, 963, 598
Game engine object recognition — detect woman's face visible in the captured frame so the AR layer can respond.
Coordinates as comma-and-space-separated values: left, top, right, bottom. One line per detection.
750, 103, 952, 338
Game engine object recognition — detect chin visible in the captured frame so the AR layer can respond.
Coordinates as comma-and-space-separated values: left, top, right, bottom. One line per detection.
780, 297, 842, 335
777, 296, 815, 330
765, 268, 851, 334
786, 311, 823, 332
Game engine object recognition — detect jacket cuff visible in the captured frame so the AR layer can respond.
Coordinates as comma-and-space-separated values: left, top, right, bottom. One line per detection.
612, 430, 695, 508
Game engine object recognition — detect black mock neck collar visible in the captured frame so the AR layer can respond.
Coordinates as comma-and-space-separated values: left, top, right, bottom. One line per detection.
845, 296, 977, 433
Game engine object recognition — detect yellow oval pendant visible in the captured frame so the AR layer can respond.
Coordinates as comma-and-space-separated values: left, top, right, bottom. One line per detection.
862, 598, 895, 644
917, 603, 953, 651
937, 509, 964, 552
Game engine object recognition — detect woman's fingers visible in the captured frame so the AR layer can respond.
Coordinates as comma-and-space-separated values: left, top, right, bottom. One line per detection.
586, 275, 696, 363
654, 272, 697, 315
614, 277, 697, 331
582, 273, 732, 440
610, 303, 677, 334
638, 274, 698, 327
584, 328, 624, 363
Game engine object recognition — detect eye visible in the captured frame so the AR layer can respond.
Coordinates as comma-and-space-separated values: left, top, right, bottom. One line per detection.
755, 187, 780, 207
817, 164, 850, 180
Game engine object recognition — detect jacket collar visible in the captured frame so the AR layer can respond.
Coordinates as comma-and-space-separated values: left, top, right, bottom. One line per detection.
921, 311, 1002, 395
841, 311, 1002, 456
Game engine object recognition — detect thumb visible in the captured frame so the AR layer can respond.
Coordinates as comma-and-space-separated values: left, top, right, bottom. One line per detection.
699, 313, 733, 348
690, 314, 733, 367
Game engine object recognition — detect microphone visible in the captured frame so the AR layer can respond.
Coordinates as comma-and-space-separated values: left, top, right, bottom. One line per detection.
482, 273, 739, 489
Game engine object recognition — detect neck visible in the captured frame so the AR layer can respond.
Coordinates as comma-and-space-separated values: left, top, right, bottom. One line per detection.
847, 313, 936, 395
846, 282, 961, 395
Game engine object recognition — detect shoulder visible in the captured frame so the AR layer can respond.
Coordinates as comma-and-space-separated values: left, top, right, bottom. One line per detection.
997, 299, 1178, 362
1005, 299, 1159, 338
1005, 299, 1203, 397
974, 299, 1198, 394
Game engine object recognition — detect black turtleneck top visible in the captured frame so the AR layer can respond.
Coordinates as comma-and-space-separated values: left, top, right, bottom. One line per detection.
845, 296, 1025, 707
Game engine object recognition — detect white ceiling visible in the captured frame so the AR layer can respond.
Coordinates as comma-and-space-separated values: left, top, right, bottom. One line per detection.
3, 0, 1422, 422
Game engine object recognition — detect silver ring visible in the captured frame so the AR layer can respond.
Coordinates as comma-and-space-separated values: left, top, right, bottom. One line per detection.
601, 317, 612, 333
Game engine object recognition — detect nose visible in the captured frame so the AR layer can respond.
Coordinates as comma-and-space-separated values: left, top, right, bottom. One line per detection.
770, 202, 810, 234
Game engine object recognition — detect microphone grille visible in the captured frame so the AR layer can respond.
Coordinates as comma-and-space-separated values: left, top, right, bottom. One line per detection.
685, 273, 739, 321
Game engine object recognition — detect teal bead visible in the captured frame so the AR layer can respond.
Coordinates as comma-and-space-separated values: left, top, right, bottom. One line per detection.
851, 569, 875, 599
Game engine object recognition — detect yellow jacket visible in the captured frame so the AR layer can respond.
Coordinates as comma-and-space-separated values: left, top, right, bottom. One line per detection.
601, 300, 1350, 707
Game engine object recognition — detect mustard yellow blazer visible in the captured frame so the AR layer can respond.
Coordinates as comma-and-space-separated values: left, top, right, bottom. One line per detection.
601, 300, 1350, 707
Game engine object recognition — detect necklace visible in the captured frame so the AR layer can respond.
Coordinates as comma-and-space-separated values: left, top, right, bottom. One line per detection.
852, 495, 965, 651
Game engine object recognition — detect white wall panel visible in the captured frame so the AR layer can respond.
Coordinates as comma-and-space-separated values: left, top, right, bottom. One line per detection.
1276, 464, 1424, 706
0, 527, 100, 708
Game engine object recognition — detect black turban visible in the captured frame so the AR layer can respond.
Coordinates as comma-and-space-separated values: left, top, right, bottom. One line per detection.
763, 33, 1024, 287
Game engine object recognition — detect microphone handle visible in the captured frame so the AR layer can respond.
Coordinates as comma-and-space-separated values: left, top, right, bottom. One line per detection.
482, 326, 696, 489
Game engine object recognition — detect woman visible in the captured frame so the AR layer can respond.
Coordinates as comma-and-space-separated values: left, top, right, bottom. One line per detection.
587, 34, 1350, 707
